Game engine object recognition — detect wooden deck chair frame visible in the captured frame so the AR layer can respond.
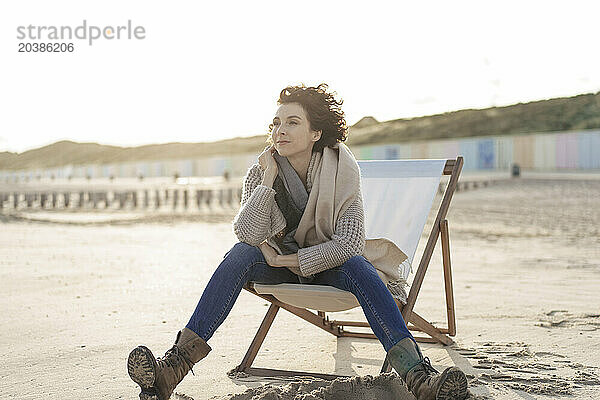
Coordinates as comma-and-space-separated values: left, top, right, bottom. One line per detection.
234, 157, 464, 380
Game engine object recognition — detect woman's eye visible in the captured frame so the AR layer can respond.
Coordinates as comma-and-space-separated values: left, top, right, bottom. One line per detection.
290, 121, 297, 125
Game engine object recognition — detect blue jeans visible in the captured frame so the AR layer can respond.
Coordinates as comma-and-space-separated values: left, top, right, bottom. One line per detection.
186, 242, 414, 352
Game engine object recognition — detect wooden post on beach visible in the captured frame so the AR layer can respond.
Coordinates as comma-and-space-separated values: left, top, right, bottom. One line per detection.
183, 190, 189, 209
64, 193, 70, 208
13, 193, 19, 209
173, 189, 179, 209
132, 191, 138, 208
51, 192, 57, 208
227, 188, 234, 207
155, 189, 161, 209
195, 190, 203, 209
199, 190, 208, 208
78, 192, 84, 208
206, 189, 213, 208
219, 189, 226, 207
118, 192, 125, 209
26, 194, 33, 208
143, 190, 149, 208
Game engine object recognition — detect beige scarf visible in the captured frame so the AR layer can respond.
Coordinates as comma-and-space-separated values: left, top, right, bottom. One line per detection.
294, 143, 409, 303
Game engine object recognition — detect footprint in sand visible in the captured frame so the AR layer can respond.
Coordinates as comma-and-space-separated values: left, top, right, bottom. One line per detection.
455, 342, 600, 397
537, 310, 600, 331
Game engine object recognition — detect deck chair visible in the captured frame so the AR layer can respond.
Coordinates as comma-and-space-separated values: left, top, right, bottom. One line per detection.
235, 157, 464, 379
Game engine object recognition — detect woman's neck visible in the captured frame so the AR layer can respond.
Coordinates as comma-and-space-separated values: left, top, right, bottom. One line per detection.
287, 149, 312, 187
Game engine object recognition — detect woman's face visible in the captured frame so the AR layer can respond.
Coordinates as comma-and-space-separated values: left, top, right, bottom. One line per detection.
271, 103, 321, 158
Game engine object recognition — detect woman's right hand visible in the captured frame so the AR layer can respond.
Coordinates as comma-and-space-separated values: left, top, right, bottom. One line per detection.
259, 242, 281, 267
258, 145, 278, 174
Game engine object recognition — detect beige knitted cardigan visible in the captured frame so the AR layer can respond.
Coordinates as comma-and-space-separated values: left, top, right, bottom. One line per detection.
232, 143, 408, 302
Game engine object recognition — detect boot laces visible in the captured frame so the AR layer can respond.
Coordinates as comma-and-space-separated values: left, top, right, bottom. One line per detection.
421, 357, 440, 375
158, 345, 195, 376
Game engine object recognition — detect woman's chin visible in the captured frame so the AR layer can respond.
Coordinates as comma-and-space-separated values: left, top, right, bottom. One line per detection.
275, 147, 292, 157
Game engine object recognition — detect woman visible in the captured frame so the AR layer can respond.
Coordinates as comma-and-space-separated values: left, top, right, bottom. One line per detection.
127, 84, 468, 400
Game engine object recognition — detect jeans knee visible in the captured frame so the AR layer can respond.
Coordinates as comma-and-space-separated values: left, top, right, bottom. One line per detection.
348, 255, 366, 264
340, 256, 376, 280
228, 242, 261, 258
219, 242, 263, 274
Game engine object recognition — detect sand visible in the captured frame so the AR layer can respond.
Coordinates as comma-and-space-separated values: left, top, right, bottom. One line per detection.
1, 178, 599, 399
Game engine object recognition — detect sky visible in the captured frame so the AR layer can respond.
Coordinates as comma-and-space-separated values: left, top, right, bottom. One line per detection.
1, 0, 599, 153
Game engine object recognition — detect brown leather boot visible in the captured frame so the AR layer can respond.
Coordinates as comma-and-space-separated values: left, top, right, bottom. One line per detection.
387, 337, 468, 400
127, 328, 211, 400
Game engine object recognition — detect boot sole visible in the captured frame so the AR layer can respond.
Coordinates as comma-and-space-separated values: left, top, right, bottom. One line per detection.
436, 367, 468, 400
139, 393, 159, 400
127, 346, 158, 395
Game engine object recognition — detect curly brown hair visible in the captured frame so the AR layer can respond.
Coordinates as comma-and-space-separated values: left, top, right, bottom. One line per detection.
268, 83, 348, 152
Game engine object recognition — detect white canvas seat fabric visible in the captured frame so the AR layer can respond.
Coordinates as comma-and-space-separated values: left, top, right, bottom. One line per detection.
253, 159, 446, 312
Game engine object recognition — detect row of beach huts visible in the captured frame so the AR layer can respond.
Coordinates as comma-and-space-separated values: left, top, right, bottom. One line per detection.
1, 129, 599, 183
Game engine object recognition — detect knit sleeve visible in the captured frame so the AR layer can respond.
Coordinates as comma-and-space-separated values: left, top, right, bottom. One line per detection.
232, 164, 277, 246
296, 194, 366, 276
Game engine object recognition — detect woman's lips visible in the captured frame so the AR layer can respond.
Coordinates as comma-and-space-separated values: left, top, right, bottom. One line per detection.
277, 141, 290, 145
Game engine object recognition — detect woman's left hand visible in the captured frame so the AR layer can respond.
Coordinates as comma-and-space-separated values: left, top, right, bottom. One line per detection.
259, 242, 282, 267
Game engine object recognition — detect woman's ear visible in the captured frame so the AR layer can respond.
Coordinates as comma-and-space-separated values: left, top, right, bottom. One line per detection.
312, 130, 322, 142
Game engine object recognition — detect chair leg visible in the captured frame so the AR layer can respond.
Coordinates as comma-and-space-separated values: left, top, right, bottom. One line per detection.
410, 312, 454, 345
236, 303, 279, 372
440, 219, 457, 336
